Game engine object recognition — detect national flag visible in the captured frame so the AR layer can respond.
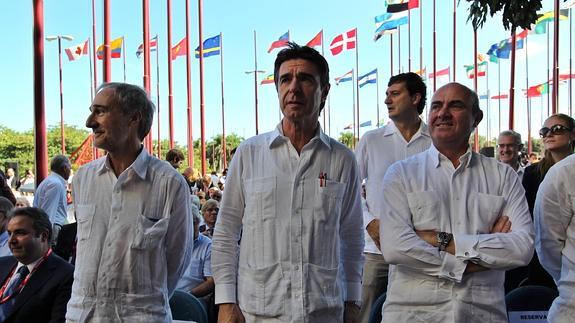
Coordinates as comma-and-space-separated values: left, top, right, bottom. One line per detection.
374, 11, 409, 36
136, 35, 158, 58
465, 61, 487, 79
267, 32, 289, 53
560, 72, 575, 81
96, 37, 123, 59
385, 0, 419, 13
476, 53, 488, 63
479, 94, 489, 100
428, 67, 450, 79
360, 120, 372, 127
486, 34, 525, 61
195, 34, 221, 58
563, 0, 575, 9
306, 30, 323, 48
260, 74, 274, 85
65, 40, 89, 61
534, 9, 569, 34
374, 27, 397, 42
525, 83, 549, 97
171, 37, 187, 60
335, 70, 353, 85
330, 29, 356, 56
491, 93, 509, 99
358, 69, 377, 88
414, 67, 427, 80
343, 123, 353, 130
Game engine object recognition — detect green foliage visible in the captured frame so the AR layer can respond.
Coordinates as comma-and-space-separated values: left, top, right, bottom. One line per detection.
338, 132, 355, 149
465, 0, 542, 31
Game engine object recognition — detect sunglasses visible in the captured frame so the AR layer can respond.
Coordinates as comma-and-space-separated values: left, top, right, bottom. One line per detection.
539, 124, 573, 138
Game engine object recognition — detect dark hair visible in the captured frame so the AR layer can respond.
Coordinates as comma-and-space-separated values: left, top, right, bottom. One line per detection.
538, 113, 575, 178
8, 207, 52, 241
388, 72, 427, 114
165, 148, 184, 163
274, 42, 330, 111
97, 82, 155, 141
50, 154, 71, 172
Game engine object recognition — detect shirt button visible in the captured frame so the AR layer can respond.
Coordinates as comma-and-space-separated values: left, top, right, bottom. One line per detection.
449, 272, 455, 277
464, 252, 469, 256
294, 265, 299, 270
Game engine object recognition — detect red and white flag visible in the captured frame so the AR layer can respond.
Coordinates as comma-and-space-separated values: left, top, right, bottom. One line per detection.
330, 28, 356, 56
65, 40, 89, 61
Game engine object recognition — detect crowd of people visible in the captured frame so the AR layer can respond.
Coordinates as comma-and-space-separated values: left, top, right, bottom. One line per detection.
0, 42, 573, 323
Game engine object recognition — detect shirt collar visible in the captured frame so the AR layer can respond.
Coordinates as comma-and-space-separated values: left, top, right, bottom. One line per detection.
383, 119, 430, 139
17, 256, 44, 274
268, 122, 331, 150
429, 144, 474, 168
97, 146, 150, 180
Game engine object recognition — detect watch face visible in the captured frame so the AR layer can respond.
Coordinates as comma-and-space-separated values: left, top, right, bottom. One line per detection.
439, 232, 449, 241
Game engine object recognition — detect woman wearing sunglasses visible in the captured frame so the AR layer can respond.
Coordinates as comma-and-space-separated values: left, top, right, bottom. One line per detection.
521, 113, 575, 289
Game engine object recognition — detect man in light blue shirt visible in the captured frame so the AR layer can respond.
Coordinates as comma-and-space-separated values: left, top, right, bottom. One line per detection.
0, 197, 14, 257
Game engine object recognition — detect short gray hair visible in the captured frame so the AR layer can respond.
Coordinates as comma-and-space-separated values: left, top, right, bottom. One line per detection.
498, 130, 522, 145
97, 82, 155, 140
50, 155, 70, 172
201, 199, 219, 214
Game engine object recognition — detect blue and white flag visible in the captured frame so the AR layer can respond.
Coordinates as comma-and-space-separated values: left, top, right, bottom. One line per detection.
360, 120, 372, 127
358, 69, 377, 88
375, 11, 408, 34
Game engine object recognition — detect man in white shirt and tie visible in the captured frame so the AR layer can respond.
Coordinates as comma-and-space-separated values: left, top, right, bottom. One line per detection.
379, 82, 534, 322
212, 42, 364, 322
355, 72, 431, 323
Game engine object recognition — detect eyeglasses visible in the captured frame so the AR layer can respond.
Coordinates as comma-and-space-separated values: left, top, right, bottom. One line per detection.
496, 143, 519, 149
539, 124, 574, 138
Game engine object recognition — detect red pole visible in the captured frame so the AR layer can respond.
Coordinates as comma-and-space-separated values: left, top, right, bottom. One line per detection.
355, 29, 360, 142
91, 0, 99, 159
510, 30, 517, 130
473, 30, 479, 152
552, 0, 560, 115
103, 0, 111, 82
408, 8, 411, 71
156, 35, 162, 158
198, 0, 206, 175
390, 34, 393, 78
57, 37, 66, 155
143, 0, 152, 152
185, 0, 194, 169
33, 0, 48, 184
453, 0, 456, 82
433, 0, 437, 91
220, 32, 227, 169
167, 0, 174, 149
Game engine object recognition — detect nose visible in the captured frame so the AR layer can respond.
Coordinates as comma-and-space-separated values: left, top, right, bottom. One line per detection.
86, 112, 97, 129
435, 104, 451, 118
384, 95, 392, 104
286, 78, 302, 93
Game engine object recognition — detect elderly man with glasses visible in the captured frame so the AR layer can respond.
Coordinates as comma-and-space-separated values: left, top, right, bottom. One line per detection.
497, 130, 525, 180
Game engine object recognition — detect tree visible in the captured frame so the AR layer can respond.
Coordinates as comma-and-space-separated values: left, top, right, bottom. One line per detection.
338, 132, 355, 149
465, 0, 542, 31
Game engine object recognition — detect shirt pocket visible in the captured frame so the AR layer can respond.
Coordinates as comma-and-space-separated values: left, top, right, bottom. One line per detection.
237, 264, 287, 317
314, 179, 346, 223
305, 263, 341, 313
75, 204, 95, 241
470, 192, 506, 234
406, 191, 440, 231
244, 176, 276, 222
131, 214, 169, 250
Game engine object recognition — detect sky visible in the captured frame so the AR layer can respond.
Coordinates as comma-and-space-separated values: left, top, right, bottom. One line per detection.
0, 1, 571, 150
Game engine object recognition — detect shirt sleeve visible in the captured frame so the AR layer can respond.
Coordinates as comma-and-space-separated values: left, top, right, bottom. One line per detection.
211, 147, 245, 304
453, 170, 534, 271
203, 241, 213, 277
165, 176, 194, 296
338, 154, 365, 301
355, 135, 377, 227
34, 179, 63, 223
534, 166, 570, 281
380, 163, 467, 282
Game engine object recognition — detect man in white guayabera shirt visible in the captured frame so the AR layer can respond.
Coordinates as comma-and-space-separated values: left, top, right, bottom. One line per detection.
379, 82, 534, 322
66, 83, 193, 322
535, 153, 575, 322
355, 72, 431, 323
212, 42, 364, 323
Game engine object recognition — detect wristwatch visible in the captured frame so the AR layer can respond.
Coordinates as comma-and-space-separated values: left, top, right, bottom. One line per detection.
437, 232, 453, 252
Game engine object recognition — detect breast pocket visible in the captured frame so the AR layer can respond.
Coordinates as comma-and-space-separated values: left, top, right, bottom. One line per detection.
314, 179, 346, 223
470, 192, 506, 233
407, 191, 440, 231
244, 176, 276, 222
131, 214, 169, 250
75, 204, 95, 241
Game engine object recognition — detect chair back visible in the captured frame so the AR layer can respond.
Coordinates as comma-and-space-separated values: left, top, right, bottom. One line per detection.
506, 285, 558, 323
368, 292, 386, 323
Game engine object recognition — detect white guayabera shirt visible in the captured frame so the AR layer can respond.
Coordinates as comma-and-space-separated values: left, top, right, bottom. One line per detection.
212, 124, 364, 322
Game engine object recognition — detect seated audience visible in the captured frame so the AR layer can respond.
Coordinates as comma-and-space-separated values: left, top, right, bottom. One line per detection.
200, 199, 219, 239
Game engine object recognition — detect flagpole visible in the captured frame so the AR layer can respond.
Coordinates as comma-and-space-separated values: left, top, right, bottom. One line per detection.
254, 30, 259, 135
420, 0, 423, 72
33, 0, 49, 183
156, 35, 162, 158
123, 36, 127, 83
198, 0, 206, 176
91, 0, 99, 160
185, 0, 195, 169
143, 0, 152, 152
408, 7, 411, 71
498, 61, 501, 134
552, 0, 560, 115
390, 34, 394, 78
433, 0, 437, 91
321, 31, 331, 136
376, 68, 380, 128
57, 36, 66, 155
473, 30, 479, 152
319, 31, 326, 132
526, 35, 532, 154
352, 69, 356, 148
220, 32, 227, 170
570, 8, 573, 115
509, 30, 517, 130
486, 59, 490, 145
103, 0, 111, 82
453, 0, 456, 82
547, 22, 551, 116
398, 26, 401, 74
167, 0, 175, 149
88, 38, 94, 101
355, 29, 360, 143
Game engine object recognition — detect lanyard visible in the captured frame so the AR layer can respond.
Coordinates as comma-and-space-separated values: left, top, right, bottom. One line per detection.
0, 248, 52, 304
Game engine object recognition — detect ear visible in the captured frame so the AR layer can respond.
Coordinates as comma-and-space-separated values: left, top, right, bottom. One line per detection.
473, 110, 484, 128
321, 83, 331, 103
411, 93, 422, 106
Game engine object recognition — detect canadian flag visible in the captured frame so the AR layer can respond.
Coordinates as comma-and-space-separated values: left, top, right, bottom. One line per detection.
65, 40, 89, 61
330, 28, 356, 56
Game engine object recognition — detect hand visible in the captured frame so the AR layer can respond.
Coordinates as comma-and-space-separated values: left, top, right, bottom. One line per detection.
490, 215, 512, 233
344, 302, 361, 323
218, 303, 245, 323
366, 219, 381, 250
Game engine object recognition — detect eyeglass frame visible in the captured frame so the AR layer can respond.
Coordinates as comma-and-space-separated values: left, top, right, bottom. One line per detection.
539, 124, 574, 138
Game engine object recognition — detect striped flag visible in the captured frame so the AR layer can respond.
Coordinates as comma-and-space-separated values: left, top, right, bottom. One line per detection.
261, 74, 274, 85
306, 30, 323, 48
65, 40, 89, 61
96, 37, 123, 59
136, 35, 158, 58
335, 70, 353, 85
195, 34, 221, 58
358, 69, 377, 88
268, 32, 289, 53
